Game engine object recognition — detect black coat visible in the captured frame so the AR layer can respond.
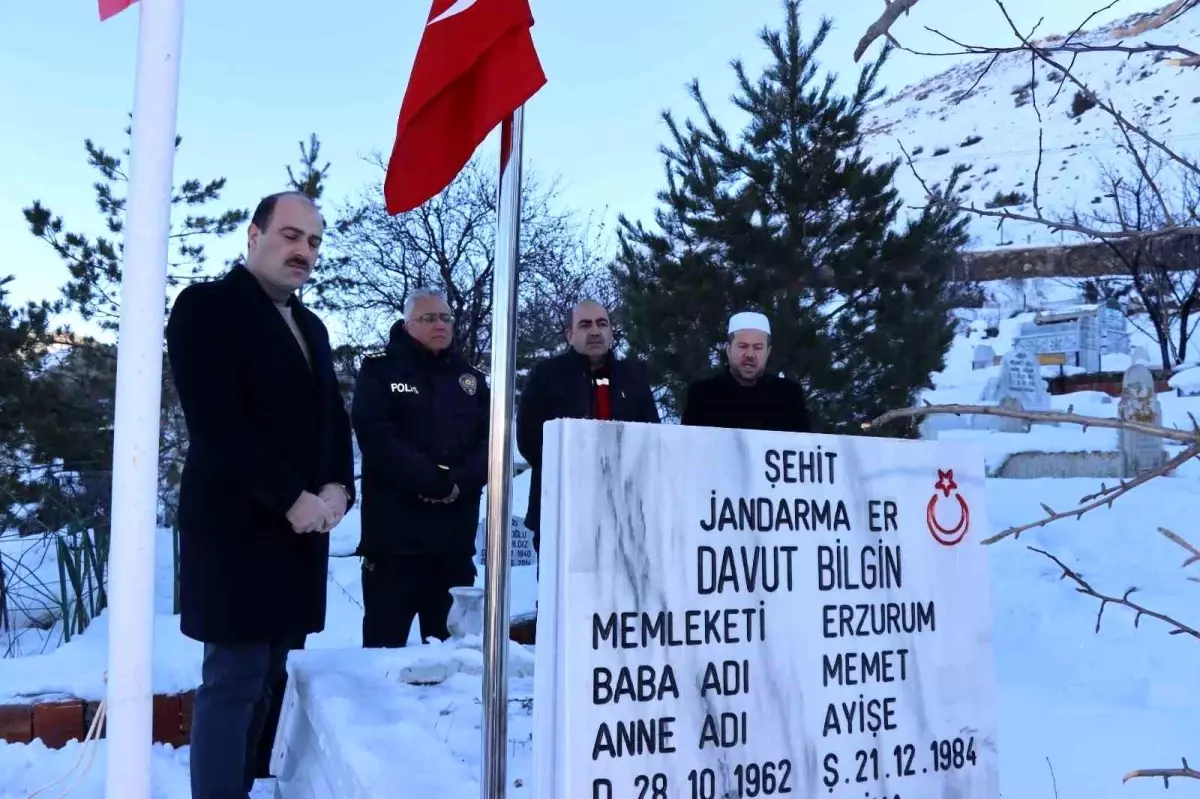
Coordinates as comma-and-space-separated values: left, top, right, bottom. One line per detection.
516, 349, 659, 539
681, 370, 811, 433
166, 265, 355, 645
351, 324, 490, 556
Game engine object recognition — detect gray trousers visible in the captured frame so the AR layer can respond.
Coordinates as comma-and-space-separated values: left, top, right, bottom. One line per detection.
189, 640, 292, 799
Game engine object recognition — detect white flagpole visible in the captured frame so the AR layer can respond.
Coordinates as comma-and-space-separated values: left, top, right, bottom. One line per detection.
481, 108, 525, 799
104, 1, 184, 797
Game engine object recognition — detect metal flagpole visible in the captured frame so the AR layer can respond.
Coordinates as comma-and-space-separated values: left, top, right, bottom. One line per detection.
104, 1, 185, 797
481, 107, 526, 799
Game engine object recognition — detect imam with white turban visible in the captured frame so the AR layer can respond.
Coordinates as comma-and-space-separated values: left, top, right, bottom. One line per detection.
680, 311, 811, 433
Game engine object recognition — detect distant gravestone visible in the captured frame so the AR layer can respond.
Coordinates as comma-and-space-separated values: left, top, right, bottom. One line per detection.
997, 395, 1031, 433
1131, 345, 1150, 365
475, 515, 538, 568
972, 345, 996, 370
998, 348, 1050, 412
1118, 364, 1165, 475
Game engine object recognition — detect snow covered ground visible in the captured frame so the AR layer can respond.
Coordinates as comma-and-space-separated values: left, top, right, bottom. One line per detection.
2, 476, 1197, 797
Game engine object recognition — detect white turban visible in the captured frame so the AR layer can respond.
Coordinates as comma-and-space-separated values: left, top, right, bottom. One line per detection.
728, 311, 771, 336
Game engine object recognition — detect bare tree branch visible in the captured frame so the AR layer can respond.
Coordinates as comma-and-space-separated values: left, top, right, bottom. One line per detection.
1030, 546, 1200, 639
1109, 0, 1197, 38
1158, 527, 1200, 577
981, 444, 1199, 544
864, 402, 1200, 544
855, 0, 920, 62
864, 402, 1200, 444
1123, 758, 1200, 786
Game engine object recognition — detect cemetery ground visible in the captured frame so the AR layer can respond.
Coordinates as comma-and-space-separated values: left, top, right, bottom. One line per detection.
2, 286, 1200, 797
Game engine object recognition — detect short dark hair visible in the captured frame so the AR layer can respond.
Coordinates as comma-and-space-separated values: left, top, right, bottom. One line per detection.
250, 191, 313, 232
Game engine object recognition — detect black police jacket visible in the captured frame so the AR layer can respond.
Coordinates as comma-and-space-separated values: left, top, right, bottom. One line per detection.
166, 264, 356, 645
351, 324, 490, 556
516, 349, 660, 540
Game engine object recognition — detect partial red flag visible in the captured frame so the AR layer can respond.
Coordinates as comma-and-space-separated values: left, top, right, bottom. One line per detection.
99, 0, 137, 21
384, 0, 547, 215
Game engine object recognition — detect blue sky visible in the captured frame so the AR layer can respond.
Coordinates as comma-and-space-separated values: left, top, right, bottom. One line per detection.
0, 0, 1162, 336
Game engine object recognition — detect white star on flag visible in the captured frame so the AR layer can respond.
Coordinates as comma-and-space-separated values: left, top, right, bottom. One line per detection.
429, 0, 479, 25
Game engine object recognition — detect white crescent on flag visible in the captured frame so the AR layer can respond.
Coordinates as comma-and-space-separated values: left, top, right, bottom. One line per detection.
429, 0, 479, 25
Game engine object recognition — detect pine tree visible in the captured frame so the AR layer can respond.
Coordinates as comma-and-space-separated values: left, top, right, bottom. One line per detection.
613, 0, 968, 432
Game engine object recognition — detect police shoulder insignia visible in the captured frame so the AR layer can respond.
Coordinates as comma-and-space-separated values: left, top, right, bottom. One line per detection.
459, 372, 478, 396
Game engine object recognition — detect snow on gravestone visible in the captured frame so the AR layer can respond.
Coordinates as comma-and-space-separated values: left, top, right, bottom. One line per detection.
532, 419, 999, 799
994, 348, 1047, 432
1118, 364, 1165, 475
971, 345, 995, 371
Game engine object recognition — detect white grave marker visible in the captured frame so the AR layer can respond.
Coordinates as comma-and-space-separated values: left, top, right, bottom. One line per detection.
534, 420, 999, 799
1118, 365, 1165, 475
998, 348, 1050, 411
474, 515, 537, 567
972, 345, 995, 371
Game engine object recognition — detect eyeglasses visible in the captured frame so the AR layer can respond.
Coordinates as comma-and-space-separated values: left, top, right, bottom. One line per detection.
414, 313, 454, 324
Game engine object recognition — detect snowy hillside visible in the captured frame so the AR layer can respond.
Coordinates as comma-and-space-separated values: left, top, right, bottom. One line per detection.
863, 5, 1200, 250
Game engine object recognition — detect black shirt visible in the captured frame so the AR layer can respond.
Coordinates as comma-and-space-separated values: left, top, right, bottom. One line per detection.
681, 370, 811, 433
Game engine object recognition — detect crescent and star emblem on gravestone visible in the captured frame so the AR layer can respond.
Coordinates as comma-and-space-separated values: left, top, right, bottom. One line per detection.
926, 468, 970, 546
429, 0, 479, 25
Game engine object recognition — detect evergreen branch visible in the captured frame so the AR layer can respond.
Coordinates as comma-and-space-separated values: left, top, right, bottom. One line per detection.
1030, 546, 1200, 639
1123, 758, 1200, 786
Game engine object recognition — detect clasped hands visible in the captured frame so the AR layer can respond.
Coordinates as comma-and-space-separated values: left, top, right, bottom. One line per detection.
286, 483, 349, 534
420, 483, 460, 504
419, 464, 459, 505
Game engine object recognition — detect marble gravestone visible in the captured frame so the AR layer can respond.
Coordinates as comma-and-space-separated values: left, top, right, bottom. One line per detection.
1118, 364, 1166, 475
996, 348, 1050, 414
533, 419, 999, 799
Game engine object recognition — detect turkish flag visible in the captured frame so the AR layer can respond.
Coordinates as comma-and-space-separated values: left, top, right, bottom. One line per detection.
384, 0, 547, 215
99, 0, 137, 20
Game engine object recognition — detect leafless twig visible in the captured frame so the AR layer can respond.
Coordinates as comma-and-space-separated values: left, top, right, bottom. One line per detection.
1030, 546, 1200, 639
1123, 757, 1200, 786
897, 144, 1200, 242
864, 402, 1200, 544
855, 0, 920, 62
1109, 0, 1197, 38
864, 402, 1200, 444
1158, 527, 1200, 580
982, 443, 1198, 543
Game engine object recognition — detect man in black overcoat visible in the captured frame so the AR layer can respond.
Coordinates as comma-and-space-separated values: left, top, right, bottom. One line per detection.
166, 191, 355, 799
516, 299, 660, 557
351, 288, 491, 647
681, 311, 811, 433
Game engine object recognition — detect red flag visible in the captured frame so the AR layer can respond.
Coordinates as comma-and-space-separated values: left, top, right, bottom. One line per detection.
99, 0, 137, 20
384, 0, 547, 215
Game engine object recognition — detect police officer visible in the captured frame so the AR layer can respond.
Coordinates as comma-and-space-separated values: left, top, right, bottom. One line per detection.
351, 288, 490, 647
681, 311, 811, 432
